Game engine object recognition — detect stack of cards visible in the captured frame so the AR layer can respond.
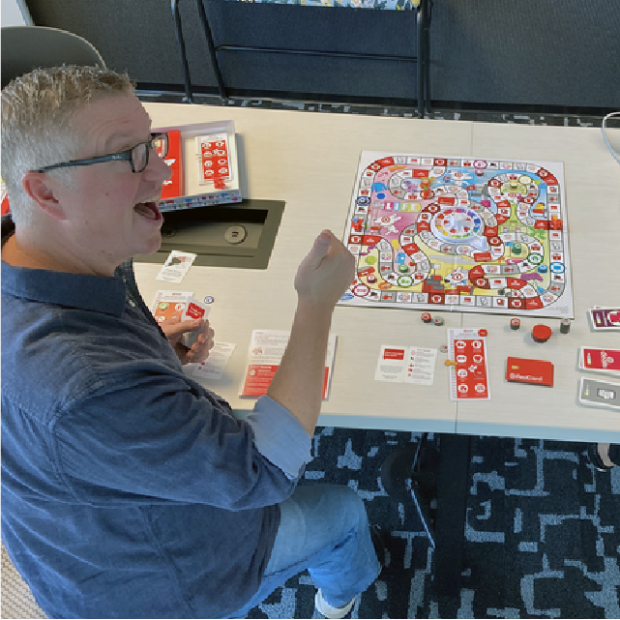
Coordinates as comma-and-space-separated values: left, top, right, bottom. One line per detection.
180, 297, 210, 348
579, 377, 620, 411
579, 347, 620, 376
505, 357, 554, 387
578, 346, 620, 411
588, 307, 620, 331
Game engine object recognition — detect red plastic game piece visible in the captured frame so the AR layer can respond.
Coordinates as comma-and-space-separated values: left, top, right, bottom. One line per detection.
421, 312, 432, 323
478, 329, 488, 337
510, 318, 521, 330
532, 324, 553, 343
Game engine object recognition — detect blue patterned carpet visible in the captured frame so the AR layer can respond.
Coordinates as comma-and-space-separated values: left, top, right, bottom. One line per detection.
246, 429, 620, 619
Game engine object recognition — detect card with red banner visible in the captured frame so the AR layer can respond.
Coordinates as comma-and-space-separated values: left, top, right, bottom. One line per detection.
240, 330, 337, 399
448, 328, 491, 400
196, 134, 232, 186
374, 345, 437, 384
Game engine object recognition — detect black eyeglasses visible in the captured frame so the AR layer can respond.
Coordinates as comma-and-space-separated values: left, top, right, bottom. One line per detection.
31, 133, 166, 174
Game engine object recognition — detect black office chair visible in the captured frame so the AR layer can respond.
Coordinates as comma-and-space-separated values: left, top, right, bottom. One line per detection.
171, 0, 433, 116
1, 25, 105, 89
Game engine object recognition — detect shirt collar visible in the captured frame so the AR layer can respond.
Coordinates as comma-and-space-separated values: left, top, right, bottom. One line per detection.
1, 215, 127, 317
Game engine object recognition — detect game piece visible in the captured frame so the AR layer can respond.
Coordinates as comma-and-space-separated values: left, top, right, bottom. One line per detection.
589, 307, 620, 330
506, 357, 554, 387
560, 318, 571, 334
532, 324, 552, 343
579, 377, 620, 410
440, 344, 448, 354
478, 329, 488, 337
579, 346, 620, 376
421, 312, 432, 323
510, 318, 521, 330
340, 152, 573, 319
444, 359, 458, 367
434, 317, 444, 326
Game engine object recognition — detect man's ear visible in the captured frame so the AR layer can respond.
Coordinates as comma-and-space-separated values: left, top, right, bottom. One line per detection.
21, 172, 67, 220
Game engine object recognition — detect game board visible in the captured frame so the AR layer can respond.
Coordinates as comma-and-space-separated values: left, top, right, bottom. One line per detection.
339, 152, 574, 318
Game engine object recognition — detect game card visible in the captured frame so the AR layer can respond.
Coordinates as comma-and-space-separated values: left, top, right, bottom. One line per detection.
589, 307, 620, 331
180, 296, 211, 348
579, 377, 620, 410
240, 330, 337, 399
196, 134, 232, 186
189, 342, 236, 382
156, 251, 197, 283
579, 347, 620, 376
448, 328, 491, 401
374, 345, 437, 385
150, 290, 194, 323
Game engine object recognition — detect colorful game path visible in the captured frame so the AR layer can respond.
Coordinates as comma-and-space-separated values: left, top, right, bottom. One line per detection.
340, 153, 574, 319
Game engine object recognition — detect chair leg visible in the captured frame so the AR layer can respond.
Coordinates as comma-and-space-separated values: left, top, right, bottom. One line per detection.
195, 0, 228, 101
171, 0, 194, 103
434, 433, 471, 606
416, 5, 425, 116
380, 436, 438, 547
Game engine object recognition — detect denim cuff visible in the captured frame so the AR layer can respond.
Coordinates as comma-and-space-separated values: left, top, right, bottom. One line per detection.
245, 396, 313, 479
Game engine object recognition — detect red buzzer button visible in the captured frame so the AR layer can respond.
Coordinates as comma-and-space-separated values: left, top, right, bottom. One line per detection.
532, 324, 552, 343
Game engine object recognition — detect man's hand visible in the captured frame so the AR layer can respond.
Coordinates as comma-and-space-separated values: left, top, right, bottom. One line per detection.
294, 230, 355, 310
159, 317, 215, 365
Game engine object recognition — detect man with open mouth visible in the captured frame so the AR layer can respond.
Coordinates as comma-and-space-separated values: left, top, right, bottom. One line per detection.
1, 65, 379, 620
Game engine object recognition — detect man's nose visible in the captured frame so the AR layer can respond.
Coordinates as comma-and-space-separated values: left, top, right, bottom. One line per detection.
145, 151, 173, 182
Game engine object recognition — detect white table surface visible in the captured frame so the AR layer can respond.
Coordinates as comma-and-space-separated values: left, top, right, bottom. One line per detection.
136, 102, 620, 442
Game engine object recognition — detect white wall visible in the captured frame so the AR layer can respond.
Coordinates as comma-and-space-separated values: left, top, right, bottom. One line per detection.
1, 0, 31, 26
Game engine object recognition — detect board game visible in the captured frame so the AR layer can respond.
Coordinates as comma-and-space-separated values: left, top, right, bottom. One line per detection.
339, 152, 574, 318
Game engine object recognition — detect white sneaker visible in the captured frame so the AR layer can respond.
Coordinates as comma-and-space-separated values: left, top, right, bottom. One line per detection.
314, 589, 356, 619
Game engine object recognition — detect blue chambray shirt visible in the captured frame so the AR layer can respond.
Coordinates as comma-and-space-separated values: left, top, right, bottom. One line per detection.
1, 217, 312, 619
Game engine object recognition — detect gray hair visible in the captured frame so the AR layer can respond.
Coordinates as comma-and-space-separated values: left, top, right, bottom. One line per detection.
1, 65, 134, 227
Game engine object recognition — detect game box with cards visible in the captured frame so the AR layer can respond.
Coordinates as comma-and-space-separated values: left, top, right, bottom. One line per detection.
152, 120, 241, 212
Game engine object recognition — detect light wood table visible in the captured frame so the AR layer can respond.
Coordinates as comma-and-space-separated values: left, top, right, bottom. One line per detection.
136, 103, 620, 443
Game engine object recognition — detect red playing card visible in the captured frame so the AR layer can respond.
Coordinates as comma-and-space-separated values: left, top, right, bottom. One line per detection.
580, 347, 620, 373
506, 357, 554, 387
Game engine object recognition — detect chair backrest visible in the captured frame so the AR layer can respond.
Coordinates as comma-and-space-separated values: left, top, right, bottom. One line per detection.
1, 25, 105, 89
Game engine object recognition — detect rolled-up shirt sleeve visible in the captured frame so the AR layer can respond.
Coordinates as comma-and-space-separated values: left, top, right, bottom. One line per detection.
245, 395, 312, 480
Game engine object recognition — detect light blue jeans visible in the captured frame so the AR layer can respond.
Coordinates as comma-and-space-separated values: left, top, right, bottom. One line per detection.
227, 484, 381, 618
